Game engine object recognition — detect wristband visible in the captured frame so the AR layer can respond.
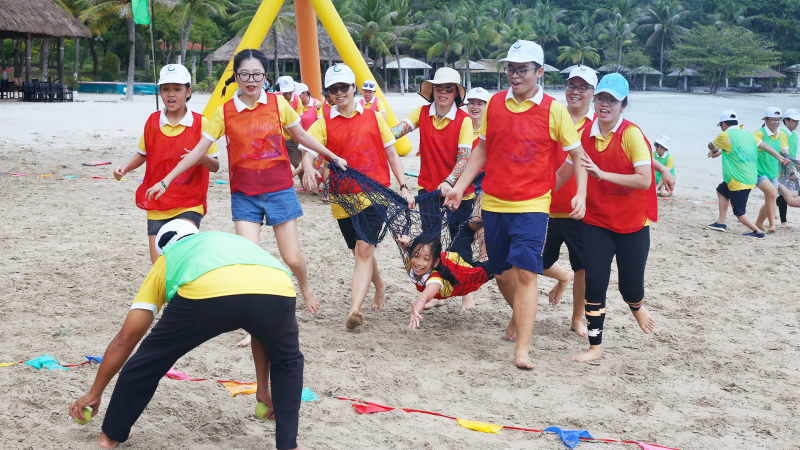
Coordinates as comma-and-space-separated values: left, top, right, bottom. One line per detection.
414, 299, 426, 307
161, 180, 168, 190
400, 184, 409, 191
442, 179, 454, 187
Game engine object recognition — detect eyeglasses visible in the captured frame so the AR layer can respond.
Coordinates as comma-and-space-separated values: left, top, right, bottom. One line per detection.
594, 95, 619, 106
327, 84, 352, 95
504, 66, 533, 77
433, 85, 456, 93
566, 84, 594, 93
236, 72, 266, 82
765, 117, 781, 122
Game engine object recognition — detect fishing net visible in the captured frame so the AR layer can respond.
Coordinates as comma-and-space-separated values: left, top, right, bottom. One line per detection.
326, 162, 492, 298
778, 156, 800, 207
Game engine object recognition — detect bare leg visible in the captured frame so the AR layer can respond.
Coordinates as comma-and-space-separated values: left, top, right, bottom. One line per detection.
571, 270, 588, 337
494, 270, 517, 340
542, 262, 573, 306
716, 191, 729, 224
370, 255, 388, 311
736, 213, 761, 233
233, 220, 263, 346
510, 266, 538, 370
148, 235, 159, 264
755, 179, 778, 232
274, 220, 320, 314
461, 293, 475, 310
346, 241, 375, 329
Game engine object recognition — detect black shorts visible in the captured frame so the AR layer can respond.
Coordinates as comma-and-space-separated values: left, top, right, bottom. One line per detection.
146, 211, 203, 236
542, 217, 584, 271
336, 206, 384, 249
716, 182, 751, 217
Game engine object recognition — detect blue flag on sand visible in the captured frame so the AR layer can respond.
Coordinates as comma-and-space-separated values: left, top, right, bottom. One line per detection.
301, 387, 319, 402
86, 356, 103, 363
544, 426, 593, 449
23, 354, 68, 371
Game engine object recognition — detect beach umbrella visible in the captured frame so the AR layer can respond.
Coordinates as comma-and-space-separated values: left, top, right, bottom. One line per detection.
544, 64, 559, 72
631, 66, 662, 91
667, 68, 700, 92
785, 64, 800, 87
559, 64, 599, 74
597, 64, 630, 73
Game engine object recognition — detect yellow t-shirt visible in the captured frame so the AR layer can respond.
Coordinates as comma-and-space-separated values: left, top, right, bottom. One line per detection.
713, 131, 756, 190
138, 115, 219, 220
204, 93, 301, 141
130, 256, 296, 317
305, 107, 396, 219
404, 106, 474, 148
362, 97, 386, 112
479, 92, 580, 213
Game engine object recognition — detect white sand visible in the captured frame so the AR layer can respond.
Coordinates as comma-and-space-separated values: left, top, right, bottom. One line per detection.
0, 91, 799, 449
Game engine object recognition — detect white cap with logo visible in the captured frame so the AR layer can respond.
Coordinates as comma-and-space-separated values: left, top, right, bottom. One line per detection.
717, 110, 738, 126
784, 108, 800, 121
654, 135, 671, 150
763, 106, 781, 119
465, 87, 490, 102
499, 40, 544, 67
157, 64, 191, 85
294, 82, 309, 95
277, 75, 295, 93
325, 64, 356, 88
567, 65, 598, 88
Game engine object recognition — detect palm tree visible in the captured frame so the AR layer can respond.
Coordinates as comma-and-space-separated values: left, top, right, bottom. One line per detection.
526, 1, 566, 59
638, 0, 689, 77
714, 0, 747, 27
557, 32, 601, 66
345, 0, 388, 68
54, 0, 85, 77
171, 0, 230, 64
80, 0, 138, 100
600, 15, 635, 70
489, 0, 521, 27
490, 19, 536, 89
229, 0, 293, 79
413, 9, 465, 69
459, 0, 495, 90
382, 0, 417, 94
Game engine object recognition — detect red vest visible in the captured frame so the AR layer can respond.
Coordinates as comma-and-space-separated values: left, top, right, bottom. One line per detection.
581, 119, 658, 233
289, 94, 299, 112
223, 95, 293, 195
482, 91, 560, 201
322, 101, 332, 117
325, 109, 391, 194
418, 105, 473, 195
136, 111, 209, 213
299, 98, 320, 131
359, 97, 379, 111
550, 116, 593, 215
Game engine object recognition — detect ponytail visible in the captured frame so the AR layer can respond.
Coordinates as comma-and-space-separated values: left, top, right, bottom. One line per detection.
221, 74, 236, 97
435, 258, 459, 287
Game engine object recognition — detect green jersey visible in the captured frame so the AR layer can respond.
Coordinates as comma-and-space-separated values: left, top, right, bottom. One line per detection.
723, 129, 758, 189
756, 127, 781, 179
653, 151, 674, 185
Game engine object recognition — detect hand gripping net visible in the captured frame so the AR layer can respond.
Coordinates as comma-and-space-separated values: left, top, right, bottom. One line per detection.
326, 162, 492, 298
778, 156, 800, 207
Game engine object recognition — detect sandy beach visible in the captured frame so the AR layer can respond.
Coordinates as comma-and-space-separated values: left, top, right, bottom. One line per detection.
1, 91, 799, 449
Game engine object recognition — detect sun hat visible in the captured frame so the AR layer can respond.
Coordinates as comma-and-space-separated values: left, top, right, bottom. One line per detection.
717, 110, 738, 126
157, 64, 191, 85
325, 64, 356, 88
155, 219, 199, 256
784, 108, 800, 121
465, 87, 490, 102
277, 75, 295, 93
294, 82, 309, 95
567, 65, 598, 88
499, 40, 544, 67
654, 135, 671, 150
419, 67, 466, 106
763, 106, 782, 119
595, 73, 629, 101
362, 80, 377, 91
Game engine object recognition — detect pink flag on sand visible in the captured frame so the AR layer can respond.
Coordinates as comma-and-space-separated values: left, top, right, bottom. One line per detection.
638, 443, 681, 450
165, 367, 193, 380
352, 403, 394, 414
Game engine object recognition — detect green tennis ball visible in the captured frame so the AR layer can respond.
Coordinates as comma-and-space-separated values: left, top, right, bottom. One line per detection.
254, 402, 275, 422
74, 407, 92, 425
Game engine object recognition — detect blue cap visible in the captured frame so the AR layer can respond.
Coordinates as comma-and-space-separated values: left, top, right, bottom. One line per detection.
595, 73, 629, 100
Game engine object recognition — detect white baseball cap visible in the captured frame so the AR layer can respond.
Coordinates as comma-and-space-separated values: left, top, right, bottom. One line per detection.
499, 40, 544, 67
277, 75, 295, 93
764, 106, 781, 119
567, 65, 598, 88
654, 135, 671, 150
157, 64, 191, 85
294, 82, 309, 94
361, 80, 377, 91
155, 219, 199, 255
325, 64, 356, 88
784, 108, 800, 121
717, 110, 738, 126
465, 87, 490, 102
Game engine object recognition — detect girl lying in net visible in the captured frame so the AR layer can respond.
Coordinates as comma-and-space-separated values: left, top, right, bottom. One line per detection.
395, 219, 492, 330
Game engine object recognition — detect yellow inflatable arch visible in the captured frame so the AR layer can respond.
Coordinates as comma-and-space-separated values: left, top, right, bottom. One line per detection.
203, 0, 413, 156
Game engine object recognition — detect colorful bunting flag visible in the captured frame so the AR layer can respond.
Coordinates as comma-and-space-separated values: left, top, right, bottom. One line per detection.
457, 418, 503, 434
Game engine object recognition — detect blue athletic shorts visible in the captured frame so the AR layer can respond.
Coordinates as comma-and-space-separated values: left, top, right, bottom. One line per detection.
231, 187, 303, 226
717, 182, 751, 217
482, 210, 548, 275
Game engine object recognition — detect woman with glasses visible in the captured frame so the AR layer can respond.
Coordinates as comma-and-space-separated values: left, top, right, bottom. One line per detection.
299, 64, 415, 330
359, 80, 387, 120
576, 73, 657, 363
753, 107, 791, 232
392, 67, 478, 311
144, 50, 347, 347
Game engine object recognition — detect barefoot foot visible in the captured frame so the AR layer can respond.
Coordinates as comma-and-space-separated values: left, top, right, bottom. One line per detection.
549, 271, 574, 305
97, 432, 130, 449
572, 345, 602, 363
236, 334, 252, 347
346, 310, 364, 329
371, 279, 389, 311
300, 286, 320, 314
780, 222, 790, 229
505, 318, 517, 341
461, 294, 475, 310
515, 348, 535, 370
631, 306, 655, 333
571, 318, 588, 337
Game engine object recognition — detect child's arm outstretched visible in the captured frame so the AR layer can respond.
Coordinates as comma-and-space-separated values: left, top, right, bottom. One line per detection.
409, 284, 440, 331
144, 137, 214, 199
114, 153, 146, 180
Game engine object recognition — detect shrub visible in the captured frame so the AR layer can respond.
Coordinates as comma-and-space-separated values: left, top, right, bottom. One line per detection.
101, 53, 120, 75
98, 69, 115, 82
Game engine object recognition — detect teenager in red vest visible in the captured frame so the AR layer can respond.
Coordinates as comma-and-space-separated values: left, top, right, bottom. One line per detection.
446, 41, 588, 370
300, 64, 415, 330
358, 79, 387, 120
393, 67, 477, 310
291, 82, 325, 193
576, 73, 657, 363
113, 64, 220, 263
277, 76, 305, 173
145, 49, 347, 344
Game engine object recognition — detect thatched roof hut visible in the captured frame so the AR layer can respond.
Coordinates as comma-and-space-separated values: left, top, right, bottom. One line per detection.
0, 0, 91, 39
206, 26, 343, 63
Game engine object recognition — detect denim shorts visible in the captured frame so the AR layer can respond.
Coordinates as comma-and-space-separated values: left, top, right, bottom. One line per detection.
756, 175, 779, 189
231, 187, 303, 226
